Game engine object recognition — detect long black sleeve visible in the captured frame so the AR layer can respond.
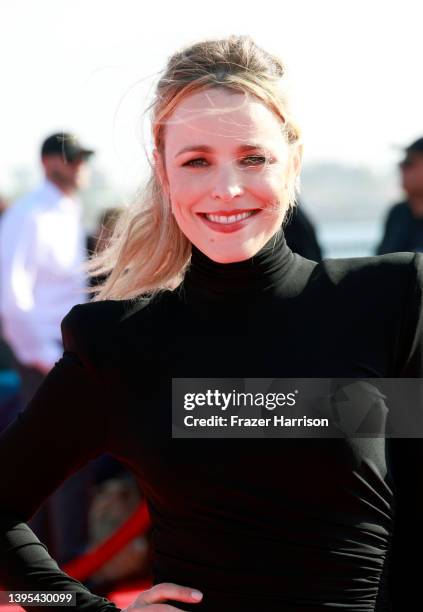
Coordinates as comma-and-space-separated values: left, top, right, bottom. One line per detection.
0, 350, 120, 612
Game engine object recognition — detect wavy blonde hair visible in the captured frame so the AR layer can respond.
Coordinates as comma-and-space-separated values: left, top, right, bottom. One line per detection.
89, 35, 302, 300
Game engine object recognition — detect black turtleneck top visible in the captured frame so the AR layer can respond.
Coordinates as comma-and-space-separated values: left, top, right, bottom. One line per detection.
1, 231, 423, 612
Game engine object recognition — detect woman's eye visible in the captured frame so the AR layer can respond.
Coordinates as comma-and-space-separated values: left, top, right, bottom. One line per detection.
182, 158, 209, 168
240, 155, 267, 166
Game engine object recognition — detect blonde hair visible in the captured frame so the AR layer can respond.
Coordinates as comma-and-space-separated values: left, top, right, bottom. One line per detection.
89, 35, 302, 300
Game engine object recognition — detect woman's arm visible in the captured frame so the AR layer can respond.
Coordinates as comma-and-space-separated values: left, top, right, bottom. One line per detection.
0, 351, 120, 612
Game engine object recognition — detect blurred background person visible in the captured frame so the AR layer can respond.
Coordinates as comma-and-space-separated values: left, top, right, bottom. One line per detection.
284, 201, 322, 261
0, 132, 93, 402
377, 137, 423, 254
88, 207, 123, 293
87, 207, 122, 257
0, 193, 21, 433
0, 131, 95, 565
0, 335, 20, 433
0, 195, 8, 216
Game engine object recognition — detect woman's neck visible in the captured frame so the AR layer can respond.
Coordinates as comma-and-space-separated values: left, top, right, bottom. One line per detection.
181, 230, 295, 304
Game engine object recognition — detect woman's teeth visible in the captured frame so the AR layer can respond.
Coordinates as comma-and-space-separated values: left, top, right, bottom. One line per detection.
204, 211, 255, 224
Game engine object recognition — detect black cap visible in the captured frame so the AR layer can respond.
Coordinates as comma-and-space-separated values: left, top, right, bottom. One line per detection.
41, 132, 94, 162
405, 137, 423, 156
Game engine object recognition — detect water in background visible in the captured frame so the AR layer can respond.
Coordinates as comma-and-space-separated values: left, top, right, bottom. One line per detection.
317, 220, 382, 259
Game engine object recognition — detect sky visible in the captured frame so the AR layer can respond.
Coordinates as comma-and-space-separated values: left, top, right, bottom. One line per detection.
2, 0, 423, 194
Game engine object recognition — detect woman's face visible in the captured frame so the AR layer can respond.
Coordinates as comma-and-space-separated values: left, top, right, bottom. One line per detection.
160, 87, 298, 263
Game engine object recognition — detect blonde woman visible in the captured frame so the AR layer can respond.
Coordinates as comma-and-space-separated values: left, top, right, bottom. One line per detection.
0, 36, 421, 612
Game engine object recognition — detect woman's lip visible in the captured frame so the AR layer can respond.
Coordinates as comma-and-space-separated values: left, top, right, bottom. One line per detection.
197, 209, 259, 216
197, 209, 261, 233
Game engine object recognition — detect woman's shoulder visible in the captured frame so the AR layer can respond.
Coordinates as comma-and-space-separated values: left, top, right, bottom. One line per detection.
318, 251, 422, 289
62, 297, 147, 336
60, 292, 173, 366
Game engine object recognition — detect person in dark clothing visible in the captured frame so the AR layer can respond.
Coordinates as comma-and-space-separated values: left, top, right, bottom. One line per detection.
377, 137, 423, 254
0, 36, 422, 612
87, 208, 122, 259
0, 333, 21, 433
284, 202, 322, 261
87, 208, 122, 290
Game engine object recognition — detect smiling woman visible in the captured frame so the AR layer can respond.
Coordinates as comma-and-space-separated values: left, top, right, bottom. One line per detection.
1, 34, 423, 612
88, 36, 301, 296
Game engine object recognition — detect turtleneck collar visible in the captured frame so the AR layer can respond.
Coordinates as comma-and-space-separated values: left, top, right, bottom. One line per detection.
181, 229, 295, 304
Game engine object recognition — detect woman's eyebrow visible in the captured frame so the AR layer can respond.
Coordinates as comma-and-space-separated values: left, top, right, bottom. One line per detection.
174, 145, 213, 158
174, 143, 268, 158
237, 144, 266, 152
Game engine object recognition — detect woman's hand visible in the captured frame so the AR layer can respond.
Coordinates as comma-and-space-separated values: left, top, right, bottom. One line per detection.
121, 582, 203, 611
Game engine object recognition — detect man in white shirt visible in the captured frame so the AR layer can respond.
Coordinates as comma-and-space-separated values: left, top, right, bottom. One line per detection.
0, 132, 94, 563
0, 132, 92, 394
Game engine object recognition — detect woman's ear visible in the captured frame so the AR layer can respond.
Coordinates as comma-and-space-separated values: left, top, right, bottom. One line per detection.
153, 149, 169, 194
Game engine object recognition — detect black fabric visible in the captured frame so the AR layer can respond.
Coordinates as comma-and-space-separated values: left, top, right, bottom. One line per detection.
283, 205, 323, 261
0, 230, 422, 611
376, 201, 423, 254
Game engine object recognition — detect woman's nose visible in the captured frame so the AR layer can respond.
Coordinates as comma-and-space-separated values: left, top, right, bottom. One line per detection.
211, 164, 244, 201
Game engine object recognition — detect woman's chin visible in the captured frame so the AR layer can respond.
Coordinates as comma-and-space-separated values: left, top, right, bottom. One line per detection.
194, 241, 261, 264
